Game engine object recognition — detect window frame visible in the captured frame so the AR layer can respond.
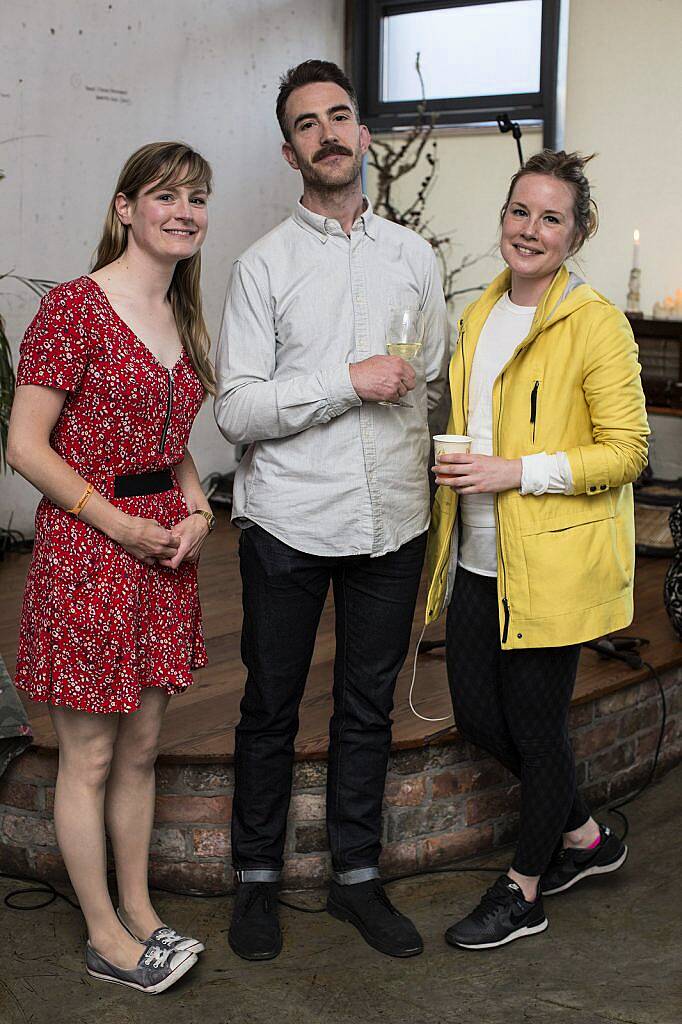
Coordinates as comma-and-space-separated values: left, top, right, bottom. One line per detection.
347, 0, 563, 146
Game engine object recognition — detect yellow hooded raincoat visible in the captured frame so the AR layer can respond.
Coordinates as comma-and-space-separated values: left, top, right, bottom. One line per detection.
425, 265, 649, 649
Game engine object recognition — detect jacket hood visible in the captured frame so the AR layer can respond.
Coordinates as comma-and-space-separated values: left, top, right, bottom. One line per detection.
462, 264, 615, 337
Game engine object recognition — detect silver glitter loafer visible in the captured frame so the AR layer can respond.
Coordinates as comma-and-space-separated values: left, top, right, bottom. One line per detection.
117, 908, 205, 954
85, 941, 197, 994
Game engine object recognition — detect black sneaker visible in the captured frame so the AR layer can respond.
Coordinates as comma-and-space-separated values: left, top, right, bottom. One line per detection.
540, 823, 628, 896
228, 881, 282, 961
327, 879, 423, 958
445, 875, 548, 950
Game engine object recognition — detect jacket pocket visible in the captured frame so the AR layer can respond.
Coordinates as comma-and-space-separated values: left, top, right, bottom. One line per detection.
521, 513, 631, 617
520, 492, 613, 537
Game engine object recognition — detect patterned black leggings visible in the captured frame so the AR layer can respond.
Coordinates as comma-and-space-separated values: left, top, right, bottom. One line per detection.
446, 568, 591, 876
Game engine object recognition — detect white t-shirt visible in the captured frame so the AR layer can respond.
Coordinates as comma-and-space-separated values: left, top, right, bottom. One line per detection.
458, 291, 573, 577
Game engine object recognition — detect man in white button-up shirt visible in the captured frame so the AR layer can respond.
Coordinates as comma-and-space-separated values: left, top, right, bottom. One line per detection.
215, 60, 448, 961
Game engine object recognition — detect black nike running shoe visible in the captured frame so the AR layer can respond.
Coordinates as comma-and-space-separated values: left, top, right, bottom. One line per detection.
445, 875, 548, 950
540, 823, 628, 896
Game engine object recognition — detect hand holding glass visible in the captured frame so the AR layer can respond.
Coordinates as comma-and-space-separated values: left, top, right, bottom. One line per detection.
379, 308, 424, 408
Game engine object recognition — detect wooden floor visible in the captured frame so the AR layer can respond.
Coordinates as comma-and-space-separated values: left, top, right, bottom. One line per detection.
0, 517, 679, 762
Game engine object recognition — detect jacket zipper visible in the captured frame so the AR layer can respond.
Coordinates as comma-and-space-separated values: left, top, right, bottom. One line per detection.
159, 368, 174, 453
530, 379, 540, 443
496, 371, 510, 643
501, 597, 510, 644
458, 319, 467, 431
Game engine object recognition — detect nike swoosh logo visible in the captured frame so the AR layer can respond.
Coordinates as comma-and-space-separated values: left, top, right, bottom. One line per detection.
510, 908, 533, 926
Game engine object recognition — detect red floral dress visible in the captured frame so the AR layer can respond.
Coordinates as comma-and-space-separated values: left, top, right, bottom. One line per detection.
14, 276, 208, 714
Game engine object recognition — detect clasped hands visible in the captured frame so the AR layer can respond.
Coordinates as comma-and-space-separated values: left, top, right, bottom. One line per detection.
116, 513, 210, 568
433, 453, 522, 494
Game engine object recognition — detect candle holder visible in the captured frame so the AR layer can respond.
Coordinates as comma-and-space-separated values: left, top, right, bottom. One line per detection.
626, 267, 643, 317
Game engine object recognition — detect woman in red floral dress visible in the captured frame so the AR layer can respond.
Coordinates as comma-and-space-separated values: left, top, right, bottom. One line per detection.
8, 142, 217, 993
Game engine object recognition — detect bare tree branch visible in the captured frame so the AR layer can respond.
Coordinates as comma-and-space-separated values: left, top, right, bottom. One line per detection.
368, 54, 487, 305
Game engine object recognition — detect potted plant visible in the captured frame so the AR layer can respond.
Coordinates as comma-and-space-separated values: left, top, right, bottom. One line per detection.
0, 307, 13, 474
0, 272, 57, 472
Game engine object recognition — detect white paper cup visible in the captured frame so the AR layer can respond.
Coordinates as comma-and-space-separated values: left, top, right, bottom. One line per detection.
433, 434, 472, 461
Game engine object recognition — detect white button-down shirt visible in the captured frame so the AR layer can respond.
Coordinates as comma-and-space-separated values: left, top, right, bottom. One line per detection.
214, 198, 449, 557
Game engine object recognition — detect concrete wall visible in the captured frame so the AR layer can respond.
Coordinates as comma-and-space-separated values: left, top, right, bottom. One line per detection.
0, 0, 343, 533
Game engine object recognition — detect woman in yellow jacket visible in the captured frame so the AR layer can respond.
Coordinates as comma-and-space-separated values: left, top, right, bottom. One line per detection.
428, 150, 649, 950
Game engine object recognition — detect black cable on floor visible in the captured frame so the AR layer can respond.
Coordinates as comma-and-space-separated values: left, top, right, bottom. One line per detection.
0, 872, 80, 910
0, 658, 669, 914
0, 864, 508, 915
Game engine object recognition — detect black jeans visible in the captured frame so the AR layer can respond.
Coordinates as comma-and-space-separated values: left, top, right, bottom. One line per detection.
446, 568, 591, 876
232, 524, 427, 881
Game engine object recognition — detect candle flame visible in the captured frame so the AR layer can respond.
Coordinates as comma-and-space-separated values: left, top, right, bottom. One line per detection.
634, 229, 640, 243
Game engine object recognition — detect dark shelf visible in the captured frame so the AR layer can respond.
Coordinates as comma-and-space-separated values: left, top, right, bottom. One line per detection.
625, 314, 682, 339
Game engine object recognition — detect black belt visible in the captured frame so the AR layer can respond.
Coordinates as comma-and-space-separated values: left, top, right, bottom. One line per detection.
114, 468, 173, 498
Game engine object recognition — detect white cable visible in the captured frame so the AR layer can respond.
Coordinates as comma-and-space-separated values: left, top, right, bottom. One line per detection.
408, 621, 453, 723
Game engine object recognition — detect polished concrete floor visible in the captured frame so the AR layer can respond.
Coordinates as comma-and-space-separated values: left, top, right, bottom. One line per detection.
1, 765, 679, 1024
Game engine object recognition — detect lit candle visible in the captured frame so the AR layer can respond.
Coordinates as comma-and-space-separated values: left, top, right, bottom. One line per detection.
632, 229, 640, 269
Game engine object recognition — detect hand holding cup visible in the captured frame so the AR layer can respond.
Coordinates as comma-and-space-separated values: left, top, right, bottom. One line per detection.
432, 436, 522, 493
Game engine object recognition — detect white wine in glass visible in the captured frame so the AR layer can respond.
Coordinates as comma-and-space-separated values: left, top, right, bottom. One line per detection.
379, 307, 425, 408
386, 341, 423, 360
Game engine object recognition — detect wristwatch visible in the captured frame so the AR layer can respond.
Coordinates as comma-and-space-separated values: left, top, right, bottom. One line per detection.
193, 508, 216, 533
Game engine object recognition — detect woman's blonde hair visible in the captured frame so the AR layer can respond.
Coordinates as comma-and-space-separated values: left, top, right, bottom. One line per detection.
92, 141, 215, 395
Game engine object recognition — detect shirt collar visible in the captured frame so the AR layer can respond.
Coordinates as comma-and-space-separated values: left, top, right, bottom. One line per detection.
293, 195, 377, 243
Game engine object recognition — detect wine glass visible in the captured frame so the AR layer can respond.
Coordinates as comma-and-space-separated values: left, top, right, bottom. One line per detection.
378, 307, 425, 408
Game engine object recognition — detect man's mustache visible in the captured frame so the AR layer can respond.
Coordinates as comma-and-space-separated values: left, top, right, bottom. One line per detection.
312, 144, 354, 162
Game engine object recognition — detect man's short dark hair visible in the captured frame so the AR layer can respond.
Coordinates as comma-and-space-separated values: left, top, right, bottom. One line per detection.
276, 60, 360, 141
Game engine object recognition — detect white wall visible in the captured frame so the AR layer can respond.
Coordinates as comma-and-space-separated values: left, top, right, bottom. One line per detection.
563, 0, 682, 319
366, 0, 682, 475
0, 0, 343, 533
565, 0, 682, 478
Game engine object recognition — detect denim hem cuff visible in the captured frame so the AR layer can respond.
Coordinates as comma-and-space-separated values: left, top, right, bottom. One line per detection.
332, 866, 380, 885
236, 869, 281, 883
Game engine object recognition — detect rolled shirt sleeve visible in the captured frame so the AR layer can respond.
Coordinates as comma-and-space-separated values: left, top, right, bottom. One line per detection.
521, 451, 574, 495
